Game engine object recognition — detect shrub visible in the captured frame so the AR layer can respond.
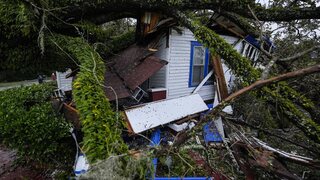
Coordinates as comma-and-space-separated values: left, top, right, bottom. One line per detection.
0, 82, 71, 164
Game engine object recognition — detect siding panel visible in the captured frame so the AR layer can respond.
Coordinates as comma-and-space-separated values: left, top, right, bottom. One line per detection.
151, 28, 240, 101
167, 28, 216, 100
149, 37, 168, 88
56, 69, 73, 91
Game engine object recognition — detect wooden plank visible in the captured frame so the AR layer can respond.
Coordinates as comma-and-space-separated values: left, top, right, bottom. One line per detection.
124, 94, 208, 133
212, 56, 229, 100
192, 70, 214, 94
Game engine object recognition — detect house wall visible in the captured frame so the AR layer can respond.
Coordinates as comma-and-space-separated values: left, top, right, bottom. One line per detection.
56, 69, 73, 91
222, 37, 243, 92
167, 28, 242, 101
150, 28, 243, 101
149, 36, 169, 88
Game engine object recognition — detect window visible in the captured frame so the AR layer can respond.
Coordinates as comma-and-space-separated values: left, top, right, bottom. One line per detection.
189, 41, 212, 87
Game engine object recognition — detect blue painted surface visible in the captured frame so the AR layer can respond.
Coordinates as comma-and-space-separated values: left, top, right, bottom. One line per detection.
245, 35, 275, 50
206, 104, 213, 110
150, 128, 161, 146
150, 128, 161, 178
153, 177, 212, 180
189, 41, 211, 87
203, 121, 223, 145
148, 129, 214, 180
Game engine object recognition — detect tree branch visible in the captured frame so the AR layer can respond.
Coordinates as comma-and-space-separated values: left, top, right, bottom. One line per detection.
173, 64, 320, 147
225, 64, 320, 102
279, 45, 320, 62
41, 0, 320, 26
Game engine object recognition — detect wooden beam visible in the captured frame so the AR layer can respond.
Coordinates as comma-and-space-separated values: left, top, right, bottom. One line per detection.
214, 21, 244, 38
212, 56, 229, 100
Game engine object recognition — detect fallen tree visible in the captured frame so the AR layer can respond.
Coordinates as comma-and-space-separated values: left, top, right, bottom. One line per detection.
1, 0, 320, 178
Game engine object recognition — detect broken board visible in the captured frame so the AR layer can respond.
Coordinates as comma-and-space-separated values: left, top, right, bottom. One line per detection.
125, 94, 208, 134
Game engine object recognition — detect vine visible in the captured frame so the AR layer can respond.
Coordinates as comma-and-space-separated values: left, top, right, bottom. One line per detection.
187, 19, 320, 143
51, 34, 128, 162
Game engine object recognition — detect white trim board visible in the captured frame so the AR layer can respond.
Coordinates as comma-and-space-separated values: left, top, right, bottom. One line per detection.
125, 94, 208, 133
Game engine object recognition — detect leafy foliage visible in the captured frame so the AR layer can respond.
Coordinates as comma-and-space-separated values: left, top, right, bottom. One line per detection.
51, 34, 128, 162
0, 83, 71, 164
190, 20, 320, 143
0, 0, 37, 39
81, 155, 153, 180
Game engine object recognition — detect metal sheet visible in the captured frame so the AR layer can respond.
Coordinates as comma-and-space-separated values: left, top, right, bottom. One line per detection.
123, 56, 168, 90
104, 70, 131, 101
125, 94, 208, 133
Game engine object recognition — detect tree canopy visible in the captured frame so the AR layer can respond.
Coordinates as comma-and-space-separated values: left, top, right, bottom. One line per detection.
1, 0, 320, 178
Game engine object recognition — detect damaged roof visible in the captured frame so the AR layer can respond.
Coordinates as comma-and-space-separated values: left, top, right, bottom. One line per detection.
104, 44, 168, 101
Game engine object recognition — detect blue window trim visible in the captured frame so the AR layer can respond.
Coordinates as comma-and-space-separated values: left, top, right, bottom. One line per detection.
189, 41, 211, 87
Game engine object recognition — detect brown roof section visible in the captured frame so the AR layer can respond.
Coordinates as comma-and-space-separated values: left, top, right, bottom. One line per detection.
104, 44, 168, 101
123, 56, 168, 90
112, 45, 154, 78
104, 70, 131, 101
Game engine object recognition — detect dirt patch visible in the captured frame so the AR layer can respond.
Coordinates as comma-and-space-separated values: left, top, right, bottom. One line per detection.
0, 167, 47, 180
0, 145, 47, 180
0, 145, 16, 176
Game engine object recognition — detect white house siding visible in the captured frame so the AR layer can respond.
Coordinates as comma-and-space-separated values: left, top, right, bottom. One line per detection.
149, 36, 169, 88
151, 28, 242, 101
219, 35, 243, 92
167, 29, 242, 101
56, 69, 73, 91
166, 28, 211, 100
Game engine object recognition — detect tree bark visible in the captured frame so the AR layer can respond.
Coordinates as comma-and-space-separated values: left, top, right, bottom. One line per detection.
25, 0, 320, 26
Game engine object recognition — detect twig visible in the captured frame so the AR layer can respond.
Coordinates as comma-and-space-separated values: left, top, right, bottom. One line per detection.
223, 114, 319, 154
172, 64, 320, 147
279, 45, 320, 62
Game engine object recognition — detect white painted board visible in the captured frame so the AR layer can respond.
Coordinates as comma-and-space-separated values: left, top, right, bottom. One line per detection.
56, 69, 72, 91
125, 94, 208, 133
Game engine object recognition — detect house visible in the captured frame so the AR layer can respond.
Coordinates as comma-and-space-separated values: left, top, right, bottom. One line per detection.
56, 13, 274, 105
101, 13, 274, 105
55, 12, 274, 133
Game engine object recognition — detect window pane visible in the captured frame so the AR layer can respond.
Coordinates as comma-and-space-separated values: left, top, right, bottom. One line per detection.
192, 66, 204, 85
207, 58, 214, 84
193, 46, 205, 65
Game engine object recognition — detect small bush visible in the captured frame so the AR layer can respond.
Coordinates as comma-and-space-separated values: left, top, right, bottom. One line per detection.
0, 82, 71, 164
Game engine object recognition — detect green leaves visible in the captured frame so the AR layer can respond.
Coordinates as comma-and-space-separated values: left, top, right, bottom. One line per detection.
54, 34, 128, 162
0, 83, 71, 164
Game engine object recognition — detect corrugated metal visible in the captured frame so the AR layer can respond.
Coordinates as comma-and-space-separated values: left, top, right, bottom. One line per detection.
125, 94, 208, 133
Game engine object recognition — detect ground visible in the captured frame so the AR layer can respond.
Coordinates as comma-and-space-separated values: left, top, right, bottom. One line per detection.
0, 145, 47, 180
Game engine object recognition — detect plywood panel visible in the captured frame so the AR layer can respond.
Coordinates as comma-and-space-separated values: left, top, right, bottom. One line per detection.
125, 94, 208, 133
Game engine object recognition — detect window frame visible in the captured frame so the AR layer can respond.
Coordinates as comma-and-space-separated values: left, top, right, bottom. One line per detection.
189, 41, 212, 87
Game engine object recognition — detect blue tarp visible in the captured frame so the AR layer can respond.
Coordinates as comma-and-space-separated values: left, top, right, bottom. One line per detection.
148, 129, 214, 180
203, 121, 223, 144
153, 178, 212, 180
